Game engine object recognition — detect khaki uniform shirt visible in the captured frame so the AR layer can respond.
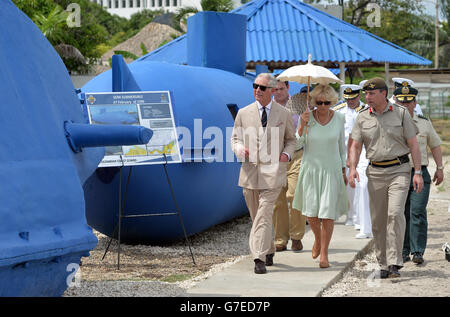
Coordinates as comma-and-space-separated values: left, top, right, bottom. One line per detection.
409, 114, 442, 167
351, 101, 418, 162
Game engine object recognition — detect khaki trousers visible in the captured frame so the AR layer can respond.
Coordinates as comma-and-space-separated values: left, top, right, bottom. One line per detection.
243, 187, 281, 262
366, 164, 411, 270
273, 149, 306, 246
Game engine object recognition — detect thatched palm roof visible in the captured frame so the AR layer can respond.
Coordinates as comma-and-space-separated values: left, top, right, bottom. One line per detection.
54, 43, 86, 64
94, 22, 182, 75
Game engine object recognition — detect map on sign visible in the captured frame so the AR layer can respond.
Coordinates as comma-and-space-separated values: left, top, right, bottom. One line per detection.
84, 91, 181, 167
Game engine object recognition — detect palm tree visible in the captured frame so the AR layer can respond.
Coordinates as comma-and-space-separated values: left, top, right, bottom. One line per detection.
33, 5, 89, 73
33, 5, 68, 43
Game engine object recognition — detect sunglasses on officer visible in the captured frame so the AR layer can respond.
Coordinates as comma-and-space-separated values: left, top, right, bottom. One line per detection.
253, 83, 270, 91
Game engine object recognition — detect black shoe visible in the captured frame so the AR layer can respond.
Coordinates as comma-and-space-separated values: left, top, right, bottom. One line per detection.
388, 265, 401, 278
254, 259, 267, 274
412, 253, 424, 264
380, 269, 390, 279
265, 253, 274, 266
403, 255, 411, 263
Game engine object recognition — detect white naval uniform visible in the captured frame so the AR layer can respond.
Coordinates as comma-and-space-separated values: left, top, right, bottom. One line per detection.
332, 101, 372, 237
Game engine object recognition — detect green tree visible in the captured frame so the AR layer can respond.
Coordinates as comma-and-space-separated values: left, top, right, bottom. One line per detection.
201, 0, 234, 12
33, 5, 68, 43
12, 0, 55, 19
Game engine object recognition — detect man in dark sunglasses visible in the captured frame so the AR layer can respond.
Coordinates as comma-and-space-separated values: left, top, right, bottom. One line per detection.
231, 73, 296, 274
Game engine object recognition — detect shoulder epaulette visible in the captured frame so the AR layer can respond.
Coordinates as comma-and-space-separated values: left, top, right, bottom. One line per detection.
417, 114, 429, 121
332, 102, 347, 111
355, 104, 366, 112
360, 107, 370, 113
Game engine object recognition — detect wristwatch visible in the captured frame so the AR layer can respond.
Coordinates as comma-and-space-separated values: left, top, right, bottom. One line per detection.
414, 169, 423, 175
437, 166, 444, 170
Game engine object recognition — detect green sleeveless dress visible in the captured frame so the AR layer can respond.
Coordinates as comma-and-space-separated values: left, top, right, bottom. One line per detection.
292, 111, 348, 220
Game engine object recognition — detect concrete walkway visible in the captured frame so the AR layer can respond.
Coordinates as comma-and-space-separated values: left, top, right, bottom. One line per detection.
187, 216, 373, 297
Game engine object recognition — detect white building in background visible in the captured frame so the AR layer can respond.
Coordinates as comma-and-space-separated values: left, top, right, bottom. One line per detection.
89, 0, 246, 18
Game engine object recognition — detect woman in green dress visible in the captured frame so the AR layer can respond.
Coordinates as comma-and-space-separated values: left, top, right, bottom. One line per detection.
292, 84, 348, 268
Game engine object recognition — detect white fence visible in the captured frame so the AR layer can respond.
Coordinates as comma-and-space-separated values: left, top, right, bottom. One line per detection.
415, 83, 450, 118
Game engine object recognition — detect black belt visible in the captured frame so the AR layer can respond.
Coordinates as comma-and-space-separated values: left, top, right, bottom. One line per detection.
370, 154, 409, 168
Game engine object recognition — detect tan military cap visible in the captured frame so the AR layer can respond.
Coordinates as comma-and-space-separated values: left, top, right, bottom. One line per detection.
362, 77, 388, 91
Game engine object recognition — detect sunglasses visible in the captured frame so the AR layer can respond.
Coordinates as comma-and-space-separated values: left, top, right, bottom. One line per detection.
253, 83, 270, 91
316, 101, 331, 106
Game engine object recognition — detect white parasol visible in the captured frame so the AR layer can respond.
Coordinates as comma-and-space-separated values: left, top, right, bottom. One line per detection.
277, 54, 343, 133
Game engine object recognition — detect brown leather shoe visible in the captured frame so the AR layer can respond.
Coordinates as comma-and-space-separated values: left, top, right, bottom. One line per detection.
276, 244, 287, 252
291, 239, 303, 252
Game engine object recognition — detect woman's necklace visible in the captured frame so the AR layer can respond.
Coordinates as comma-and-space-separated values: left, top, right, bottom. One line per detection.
315, 110, 331, 125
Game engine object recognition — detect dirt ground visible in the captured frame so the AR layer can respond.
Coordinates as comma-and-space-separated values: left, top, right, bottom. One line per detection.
322, 156, 450, 297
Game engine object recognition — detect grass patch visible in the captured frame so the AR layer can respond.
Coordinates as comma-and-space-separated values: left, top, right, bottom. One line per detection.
161, 274, 193, 283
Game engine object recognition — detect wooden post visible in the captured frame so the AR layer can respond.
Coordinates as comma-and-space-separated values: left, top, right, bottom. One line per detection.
385, 62, 390, 93
435, 0, 439, 69
339, 62, 345, 99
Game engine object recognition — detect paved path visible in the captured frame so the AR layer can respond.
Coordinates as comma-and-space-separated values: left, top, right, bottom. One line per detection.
187, 215, 373, 297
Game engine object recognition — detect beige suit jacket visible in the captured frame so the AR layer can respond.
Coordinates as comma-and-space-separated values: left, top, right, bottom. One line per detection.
231, 101, 296, 190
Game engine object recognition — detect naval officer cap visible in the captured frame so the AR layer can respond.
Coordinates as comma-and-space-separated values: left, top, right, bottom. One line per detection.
341, 84, 361, 99
359, 80, 368, 89
393, 85, 418, 103
392, 77, 415, 88
362, 77, 388, 91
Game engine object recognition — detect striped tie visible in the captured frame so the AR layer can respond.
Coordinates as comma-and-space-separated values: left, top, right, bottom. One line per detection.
261, 107, 267, 128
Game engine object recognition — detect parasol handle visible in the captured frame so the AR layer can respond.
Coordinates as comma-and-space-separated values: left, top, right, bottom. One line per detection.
305, 76, 311, 135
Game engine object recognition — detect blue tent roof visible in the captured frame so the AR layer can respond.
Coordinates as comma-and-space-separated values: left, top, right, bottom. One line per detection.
139, 0, 431, 67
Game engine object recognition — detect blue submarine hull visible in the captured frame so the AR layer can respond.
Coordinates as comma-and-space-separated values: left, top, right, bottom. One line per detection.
0, 0, 109, 296
82, 61, 254, 243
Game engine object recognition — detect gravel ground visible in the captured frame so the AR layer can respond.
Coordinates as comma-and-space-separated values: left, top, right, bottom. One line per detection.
64, 157, 450, 297
322, 158, 450, 297
63, 215, 252, 297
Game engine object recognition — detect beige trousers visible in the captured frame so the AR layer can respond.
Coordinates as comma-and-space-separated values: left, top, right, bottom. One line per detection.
366, 164, 411, 270
243, 187, 281, 262
273, 149, 306, 246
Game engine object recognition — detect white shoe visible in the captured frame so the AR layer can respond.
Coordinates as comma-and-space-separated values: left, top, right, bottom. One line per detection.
345, 220, 354, 226
355, 232, 373, 239
354, 224, 361, 230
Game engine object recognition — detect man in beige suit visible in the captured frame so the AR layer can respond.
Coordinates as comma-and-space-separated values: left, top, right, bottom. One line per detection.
231, 73, 296, 274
